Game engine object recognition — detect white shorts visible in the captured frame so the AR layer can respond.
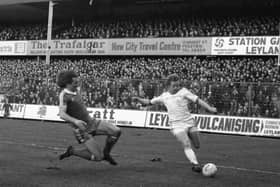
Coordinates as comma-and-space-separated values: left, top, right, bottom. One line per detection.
170, 118, 196, 136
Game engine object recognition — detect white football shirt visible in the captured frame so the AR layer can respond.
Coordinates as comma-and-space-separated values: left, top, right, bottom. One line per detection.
151, 88, 198, 123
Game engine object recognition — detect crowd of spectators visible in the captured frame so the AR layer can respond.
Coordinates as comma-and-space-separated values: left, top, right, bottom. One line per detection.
0, 56, 279, 118
0, 24, 47, 41
0, 16, 279, 40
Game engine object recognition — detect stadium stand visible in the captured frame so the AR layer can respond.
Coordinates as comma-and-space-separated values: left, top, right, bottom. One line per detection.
0, 16, 279, 40
1, 56, 279, 118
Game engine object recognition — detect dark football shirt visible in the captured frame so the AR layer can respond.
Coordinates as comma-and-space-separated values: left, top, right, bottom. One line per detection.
59, 89, 98, 129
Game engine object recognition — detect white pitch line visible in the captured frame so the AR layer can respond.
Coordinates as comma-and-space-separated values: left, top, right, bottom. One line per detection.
0, 139, 280, 176
216, 165, 280, 176
0, 140, 64, 151
166, 159, 280, 176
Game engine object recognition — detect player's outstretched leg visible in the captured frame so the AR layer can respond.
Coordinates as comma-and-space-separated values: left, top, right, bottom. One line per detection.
59, 138, 103, 161
172, 128, 201, 173
59, 145, 74, 160
95, 121, 121, 165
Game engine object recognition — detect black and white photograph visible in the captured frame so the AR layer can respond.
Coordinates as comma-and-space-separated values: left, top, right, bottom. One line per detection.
0, 0, 279, 186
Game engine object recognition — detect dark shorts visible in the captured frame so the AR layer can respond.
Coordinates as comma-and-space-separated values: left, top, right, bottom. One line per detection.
73, 119, 101, 144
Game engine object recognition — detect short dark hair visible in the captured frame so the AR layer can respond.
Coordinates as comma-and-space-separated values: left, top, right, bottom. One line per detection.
166, 74, 180, 87
56, 70, 78, 88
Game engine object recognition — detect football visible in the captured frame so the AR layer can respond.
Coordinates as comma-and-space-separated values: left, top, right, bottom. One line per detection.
202, 163, 218, 177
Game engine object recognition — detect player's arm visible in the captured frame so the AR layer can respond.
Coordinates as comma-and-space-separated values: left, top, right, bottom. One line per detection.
197, 98, 217, 113
59, 93, 86, 130
132, 96, 152, 105
184, 88, 217, 113
132, 95, 163, 106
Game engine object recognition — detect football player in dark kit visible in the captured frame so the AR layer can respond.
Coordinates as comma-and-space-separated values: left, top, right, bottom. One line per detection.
57, 70, 121, 165
2, 97, 12, 118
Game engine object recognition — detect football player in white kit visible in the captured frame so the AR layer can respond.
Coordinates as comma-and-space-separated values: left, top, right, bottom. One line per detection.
133, 74, 217, 172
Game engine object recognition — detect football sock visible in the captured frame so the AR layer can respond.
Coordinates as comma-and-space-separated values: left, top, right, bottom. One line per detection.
103, 154, 118, 165
103, 136, 117, 155
103, 131, 121, 156
184, 147, 199, 165
59, 146, 73, 160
